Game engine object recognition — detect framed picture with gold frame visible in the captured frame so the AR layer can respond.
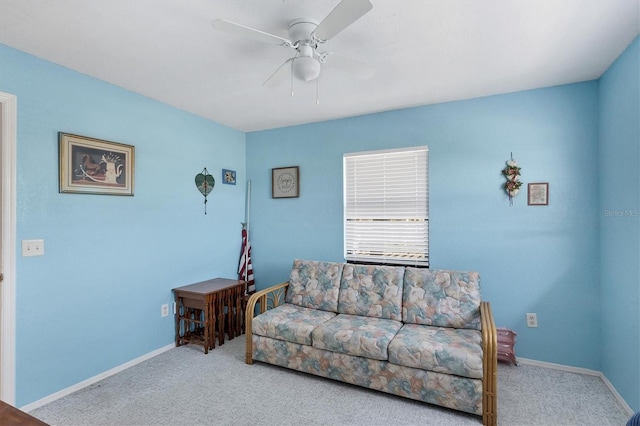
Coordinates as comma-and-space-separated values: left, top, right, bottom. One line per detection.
59, 132, 135, 196
272, 166, 299, 198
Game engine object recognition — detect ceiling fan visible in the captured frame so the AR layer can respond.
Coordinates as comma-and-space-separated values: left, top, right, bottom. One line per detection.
212, 0, 375, 89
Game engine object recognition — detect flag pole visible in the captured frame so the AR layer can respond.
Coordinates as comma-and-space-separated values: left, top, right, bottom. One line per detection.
246, 180, 251, 237
244, 180, 251, 291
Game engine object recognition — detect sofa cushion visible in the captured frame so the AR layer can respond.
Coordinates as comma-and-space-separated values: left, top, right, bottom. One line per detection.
311, 314, 403, 361
402, 268, 481, 329
285, 259, 344, 313
388, 324, 483, 379
252, 303, 336, 346
338, 264, 404, 321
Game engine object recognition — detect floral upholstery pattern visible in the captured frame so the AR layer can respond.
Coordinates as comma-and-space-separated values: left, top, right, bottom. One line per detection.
338, 264, 404, 321
285, 259, 344, 312
312, 314, 403, 361
388, 324, 483, 379
248, 262, 492, 420
402, 268, 481, 329
252, 335, 483, 416
251, 303, 336, 346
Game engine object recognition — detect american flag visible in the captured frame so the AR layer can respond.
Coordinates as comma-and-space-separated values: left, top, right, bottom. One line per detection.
238, 227, 255, 294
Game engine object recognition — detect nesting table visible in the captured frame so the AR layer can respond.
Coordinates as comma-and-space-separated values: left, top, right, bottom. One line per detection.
173, 278, 246, 354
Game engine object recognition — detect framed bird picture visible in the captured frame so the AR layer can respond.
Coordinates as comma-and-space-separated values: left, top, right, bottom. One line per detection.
58, 132, 135, 196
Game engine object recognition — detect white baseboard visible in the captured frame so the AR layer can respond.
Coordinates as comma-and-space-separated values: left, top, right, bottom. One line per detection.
518, 357, 634, 416
599, 372, 635, 416
20, 343, 175, 413
517, 357, 601, 376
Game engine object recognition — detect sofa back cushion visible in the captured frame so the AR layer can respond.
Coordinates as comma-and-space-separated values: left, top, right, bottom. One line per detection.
285, 259, 344, 312
338, 264, 404, 321
402, 268, 481, 329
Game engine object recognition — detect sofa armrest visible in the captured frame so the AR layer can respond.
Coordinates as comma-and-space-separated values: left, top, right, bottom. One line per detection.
480, 301, 497, 426
245, 281, 290, 364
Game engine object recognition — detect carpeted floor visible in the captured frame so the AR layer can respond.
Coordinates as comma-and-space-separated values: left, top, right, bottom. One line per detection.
29, 336, 630, 426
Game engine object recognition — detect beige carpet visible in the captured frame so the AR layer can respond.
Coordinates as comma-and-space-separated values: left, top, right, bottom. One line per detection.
29, 336, 631, 426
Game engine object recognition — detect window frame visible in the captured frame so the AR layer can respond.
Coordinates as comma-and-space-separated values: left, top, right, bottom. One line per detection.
343, 146, 429, 267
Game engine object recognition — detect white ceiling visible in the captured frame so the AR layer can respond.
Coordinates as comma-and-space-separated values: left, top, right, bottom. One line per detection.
0, 0, 638, 132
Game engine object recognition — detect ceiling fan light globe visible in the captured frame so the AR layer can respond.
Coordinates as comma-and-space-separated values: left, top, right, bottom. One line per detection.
293, 56, 321, 82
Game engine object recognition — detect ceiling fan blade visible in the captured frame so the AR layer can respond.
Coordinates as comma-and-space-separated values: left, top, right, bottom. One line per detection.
263, 58, 295, 87
321, 52, 375, 80
313, 0, 373, 42
212, 19, 294, 47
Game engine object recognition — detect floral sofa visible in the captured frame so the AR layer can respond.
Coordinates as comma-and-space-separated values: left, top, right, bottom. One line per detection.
244, 260, 497, 426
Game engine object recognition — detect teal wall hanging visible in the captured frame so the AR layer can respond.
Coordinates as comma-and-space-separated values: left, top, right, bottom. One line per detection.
195, 167, 215, 214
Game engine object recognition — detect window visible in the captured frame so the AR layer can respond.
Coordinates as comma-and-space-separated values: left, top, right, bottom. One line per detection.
343, 146, 429, 267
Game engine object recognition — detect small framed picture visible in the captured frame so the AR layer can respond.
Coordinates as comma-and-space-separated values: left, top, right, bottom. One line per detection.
222, 169, 236, 185
59, 132, 135, 196
528, 182, 549, 206
272, 166, 299, 198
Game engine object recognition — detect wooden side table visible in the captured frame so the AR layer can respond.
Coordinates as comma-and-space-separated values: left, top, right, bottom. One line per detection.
173, 278, 246, 354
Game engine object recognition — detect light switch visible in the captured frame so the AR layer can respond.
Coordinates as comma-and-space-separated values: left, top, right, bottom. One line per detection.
22, 239, 44, 257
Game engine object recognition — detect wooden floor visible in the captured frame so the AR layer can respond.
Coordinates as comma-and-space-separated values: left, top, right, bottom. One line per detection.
0, 400, 48, 425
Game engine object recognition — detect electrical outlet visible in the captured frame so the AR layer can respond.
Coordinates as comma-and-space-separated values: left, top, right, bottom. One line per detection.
22, 239, 44, 257
161, 304, 169, 317
526, 313, 538, 328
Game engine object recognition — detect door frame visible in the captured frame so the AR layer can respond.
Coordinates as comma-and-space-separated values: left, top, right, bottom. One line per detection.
0, 92, 17, 404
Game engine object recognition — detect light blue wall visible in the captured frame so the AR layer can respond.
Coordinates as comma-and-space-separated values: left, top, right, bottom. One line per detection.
3, 33, 638, 411
247, 82, 602, 370
0, 44, 247, 407
599, 36, 640, 412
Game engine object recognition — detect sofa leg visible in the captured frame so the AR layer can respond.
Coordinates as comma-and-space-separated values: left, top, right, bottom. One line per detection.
245, 331, 253, 365
482, 397, 497, 426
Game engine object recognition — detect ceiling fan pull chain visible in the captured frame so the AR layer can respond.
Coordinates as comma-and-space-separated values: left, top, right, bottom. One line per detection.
290, 59, 295, 97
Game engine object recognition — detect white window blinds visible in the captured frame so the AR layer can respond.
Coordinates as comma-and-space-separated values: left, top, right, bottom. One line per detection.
344, 146, 429, 266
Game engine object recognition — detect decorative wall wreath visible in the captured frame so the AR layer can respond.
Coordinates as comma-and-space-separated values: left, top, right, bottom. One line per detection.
502, 154, 522, 205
